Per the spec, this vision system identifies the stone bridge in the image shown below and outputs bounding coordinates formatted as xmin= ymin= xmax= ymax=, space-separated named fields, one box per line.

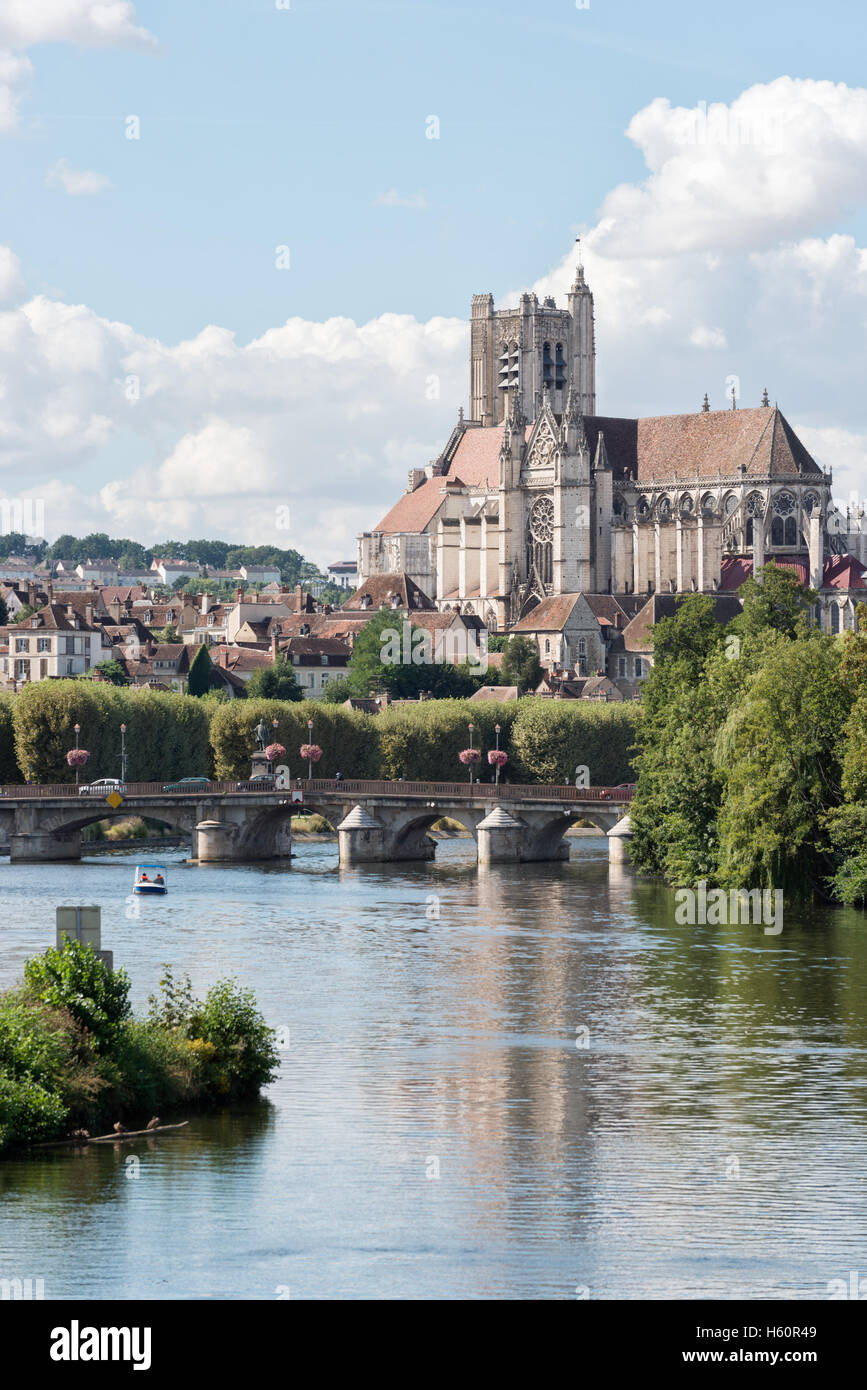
xmin=0 ymin=778 xmax=634 ymax=866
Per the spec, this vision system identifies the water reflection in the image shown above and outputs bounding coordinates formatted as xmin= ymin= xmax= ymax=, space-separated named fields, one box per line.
xmin=1 ymin=837 xmax=866 ymax=1299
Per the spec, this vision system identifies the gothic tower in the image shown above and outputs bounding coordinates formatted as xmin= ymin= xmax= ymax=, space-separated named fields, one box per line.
xmin=468 ymin=264 xmax=596 ymax=425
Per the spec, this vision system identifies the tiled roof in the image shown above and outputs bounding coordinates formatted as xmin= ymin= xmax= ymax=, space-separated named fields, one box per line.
xmin=8 ymin=603 xmax=98 ymax=633
xmin=468 ymin=684 xmax=519 ymax=701
xmin=510 ymin=594 xmax=585 ymax=632
xmin=719 ymin=554 xmax=867 ymax=592
xmin=621 ymin=593 xmax=743 ymax=650
xmin=342 ymin=574 xmax=436 ymax=611
xmin=610 ymin=408 xmax=822 ymax=483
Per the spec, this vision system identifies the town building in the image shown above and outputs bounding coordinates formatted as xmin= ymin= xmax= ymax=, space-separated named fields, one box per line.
xmin=358 ymin=256 xmax=866 ymax=641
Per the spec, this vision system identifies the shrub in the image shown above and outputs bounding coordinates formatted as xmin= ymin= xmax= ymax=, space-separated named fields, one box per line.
xmin=509 ymin=700 xmax=639 ymax=785
xmin=187 ymin=979 xmax=279 ymax=1098
xmin=0 ymin=693 xmax=21 ymax=783
xmin=208 ymin=699 xmax=380 ymax=780
xmin=23 ymin=940 xmax=131 ymax=1052
xmin=0 ymin=1074 xmax=68 ymax=1149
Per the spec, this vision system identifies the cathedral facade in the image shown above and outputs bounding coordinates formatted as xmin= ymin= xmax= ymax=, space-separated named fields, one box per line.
xmin=358 ymin=262 xmax=867 ymax=643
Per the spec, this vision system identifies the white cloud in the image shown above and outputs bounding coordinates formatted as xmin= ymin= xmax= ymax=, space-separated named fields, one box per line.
xmin=0 ymin=2 xmax=155 ymax=50
xmin=0 ymin=246 xmax=23 ymax=302
xmin=46 ymin=159 xmax=112 ymax=196
xmin=5 ymin=76 xmax=867 ymax=568
xmin=689 ymin=326 xmax=727 ymax=349
xmin=595 ymin=79 xmax=867 ymax=258
xmin=0 ymin=3 xmax=155 ymax=133
xmin=374 ymin=189 xmax=428 ymax=209
xmin=0 ymin=49 xmax=32 ymax=132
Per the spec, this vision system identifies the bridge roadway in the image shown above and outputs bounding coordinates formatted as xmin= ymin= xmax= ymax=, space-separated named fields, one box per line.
xmin=0 ymin=778 xmax=634 ymax=866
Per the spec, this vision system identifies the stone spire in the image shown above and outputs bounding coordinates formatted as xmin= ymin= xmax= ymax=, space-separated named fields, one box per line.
xmin=593 ymin=430 xmax=610 ymax=472
xmin=761 ymin=387 xmax=770 ymax=407
xmin=702 ymin=393 xmax=710 ymax=413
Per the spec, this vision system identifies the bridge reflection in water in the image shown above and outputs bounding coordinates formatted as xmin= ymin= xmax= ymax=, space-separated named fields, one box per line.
xmin=0 ymin=779 xmax=634 ymax=867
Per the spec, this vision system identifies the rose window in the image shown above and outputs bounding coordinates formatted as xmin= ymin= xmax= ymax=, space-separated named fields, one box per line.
xmin=529 ymin=496 xmax=555 ymax=542
xmin=773 ymin=491 xmax=795 ymax=516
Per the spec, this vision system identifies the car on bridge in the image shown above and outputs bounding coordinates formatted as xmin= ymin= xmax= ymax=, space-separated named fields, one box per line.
xmin=79 ymin=778 xmax=127 ymax=797
xmin=162 ymin=777 xmax=212 ymax=792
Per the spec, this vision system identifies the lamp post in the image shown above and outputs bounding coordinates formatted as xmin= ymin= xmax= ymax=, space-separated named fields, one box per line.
xmin=307 ymin=718 xmax=313 ymax=781
xmin=468 ymin=722 xmax=475 ymax=785
xmin=270 ymin=718 xmax=279 ymax=775
xmin=494 ymin=722 xmax=501 ymax=784
xmin=119 ymin=723 xmax=128 ymax=784
xmin=74 ymin=723 xmax=81 ymax=787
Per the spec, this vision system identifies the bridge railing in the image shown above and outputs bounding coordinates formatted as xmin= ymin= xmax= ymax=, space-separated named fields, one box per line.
xmin=0 ymin=778 xmax=634 ymax=803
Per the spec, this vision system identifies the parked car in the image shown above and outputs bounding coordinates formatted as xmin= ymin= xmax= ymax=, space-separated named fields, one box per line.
xmin=237 ymin=774 xmax=275 ymax=790
xmin=162 ymin=777 xmax=212 ymax=792
xmin=79 ymin=778 xmax=127 ymax=797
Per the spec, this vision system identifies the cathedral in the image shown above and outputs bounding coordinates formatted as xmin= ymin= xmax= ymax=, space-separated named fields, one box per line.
xmin=358 ymin=258 xmax=867 ymax=670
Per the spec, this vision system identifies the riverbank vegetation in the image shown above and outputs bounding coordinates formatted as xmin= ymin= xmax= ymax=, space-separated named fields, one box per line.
xmin=0 ymin=942 xmax=279 ymax=1155
xmin=629 ymin=565 xmax=867 ymax=905
xmin=0 ymin=683 xmax=638 ymax=788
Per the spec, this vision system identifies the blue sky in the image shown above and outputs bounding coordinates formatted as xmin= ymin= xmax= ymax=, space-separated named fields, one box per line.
xmin=1 ymin=1 xmax=867 ymax=564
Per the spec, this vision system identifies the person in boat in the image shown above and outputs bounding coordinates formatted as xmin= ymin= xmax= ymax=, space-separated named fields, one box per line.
xmin=154 ymin=873 xmax=164 ymax=884
xmin=140 ymin=872 xmax=149 ymax=882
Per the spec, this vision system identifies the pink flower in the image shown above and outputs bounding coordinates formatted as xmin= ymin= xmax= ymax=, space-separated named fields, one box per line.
xmin=66 ymin=749 xmax=90 ymax=767
xmin=487 ymin=750 xmax=508 ymax=768
xmin=265 ymin=743 xmax=286 ymax=761
xmin=300 ymin=743 xmax=323 ymax=762
xmin=458 ymin=748 xmax=481 ymax=765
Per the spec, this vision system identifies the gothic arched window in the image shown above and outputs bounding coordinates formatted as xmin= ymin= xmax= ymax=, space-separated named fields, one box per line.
xmin=771 ymin=517 xmax=784 ymax=546
xmin=554 ymin=342 xmax=566 ymax=390
xmin=526 ymin=496 xmax=554 ymax=597
xmin=784 ymin=516 xmax=797 ymax=546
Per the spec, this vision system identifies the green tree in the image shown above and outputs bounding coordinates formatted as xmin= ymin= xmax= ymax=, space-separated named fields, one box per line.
xmin=89 ymin=659 xmax=129 ymax=686
xmin=187 ymin=644 xmax=213 ymax=698
xmin=245 ymin=656 xmax=302 ymax=702
xmin=731 ymin=562 xmax=818 ymax=642
xmin=500 ymin=635 xmax=543 ymax=691
xmin=0 ymin=595 xmax=7 ymax=626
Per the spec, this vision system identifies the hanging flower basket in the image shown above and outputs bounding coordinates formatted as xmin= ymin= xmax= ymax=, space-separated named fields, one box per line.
xmin=458 ymin=748 xmax=481 ymax=766
xmin=66 ymin=749 xmax=90 ymax=768
xmin=300 ymin=744 xmax=322 ymax=763
xmin=265 ymin=743 xmax=286 ymax=762
xmin=487 ymin=750 xmax=508 ymax=769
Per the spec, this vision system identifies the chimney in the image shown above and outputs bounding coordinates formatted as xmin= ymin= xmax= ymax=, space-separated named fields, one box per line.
xmin=202 ymin=592 xmax=211 ymax=616
xmin=85 ymin=603 xmax=94 ymax=629
xmin=235 ymin=587 xmax=244 ymax=603
xmin=27 ymin=581 xmax=39 ymax=607
xmin=271 ymin=631 xmax=278 ymax=660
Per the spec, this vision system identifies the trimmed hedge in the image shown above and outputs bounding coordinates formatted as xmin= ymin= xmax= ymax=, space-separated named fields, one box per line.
xmin=0 ymin=693 xmax=20 ymax=782
xmin=510 ymin=700 xmax=639 ymax=785
xmin=208 ymin=699 xmax=381 ymax=781
xmin=10 ymin=681 xmax=212 ymax=784
xmin=1 ymin=684 xmax=638 ymax=787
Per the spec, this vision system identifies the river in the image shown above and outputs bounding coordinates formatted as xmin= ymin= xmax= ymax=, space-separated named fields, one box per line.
xmin=2 ymin=836 xmax=866 ymax=1300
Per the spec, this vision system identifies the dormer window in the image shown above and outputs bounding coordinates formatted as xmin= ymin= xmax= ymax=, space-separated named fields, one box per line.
xmin=30 ymin=618 xmax=38 ymax=629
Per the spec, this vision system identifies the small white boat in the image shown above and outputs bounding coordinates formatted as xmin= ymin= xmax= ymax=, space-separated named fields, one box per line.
xmin=133 ymin=863 xmax=168 ymax=895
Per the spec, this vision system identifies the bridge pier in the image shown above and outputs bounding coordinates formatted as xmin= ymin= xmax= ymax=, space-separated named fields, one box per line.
xmin=195 ymin=813 xmax=292 ymax=862
xmin=337 ymin=805 xmax=436 ymax=864
xmin=607 ymin=814 xmax=634 ymax=865
xmin=9 ymin=829 xmax=82 ymax=863
xmin=476 ymin=806 xmax=523 ymax=864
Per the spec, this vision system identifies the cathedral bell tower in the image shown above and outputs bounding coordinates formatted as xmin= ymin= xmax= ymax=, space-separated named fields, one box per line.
xmin=468 ymin=261 xmax=596 ymax=425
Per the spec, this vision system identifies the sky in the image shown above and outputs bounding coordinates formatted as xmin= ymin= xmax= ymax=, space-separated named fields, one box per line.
xmin=2 ymin=0 xmax=867 ymax=569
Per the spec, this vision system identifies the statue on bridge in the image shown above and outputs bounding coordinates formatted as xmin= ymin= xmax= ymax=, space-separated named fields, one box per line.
xmin=254 ymin=718 xmax=268 ymax=752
